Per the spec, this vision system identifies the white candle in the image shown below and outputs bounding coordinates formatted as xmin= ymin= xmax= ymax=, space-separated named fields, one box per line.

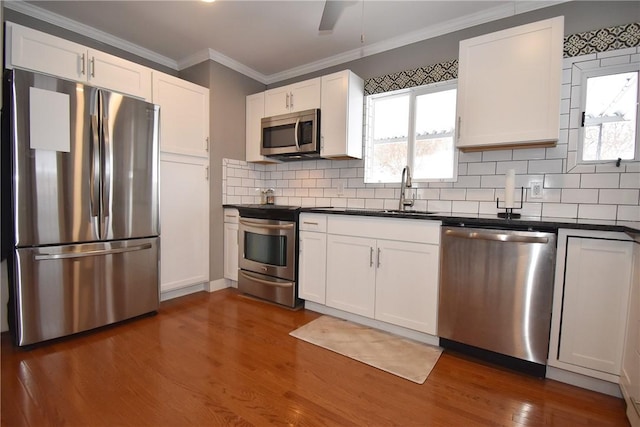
xmin=505 ymin=169 xmax=515 ymax=208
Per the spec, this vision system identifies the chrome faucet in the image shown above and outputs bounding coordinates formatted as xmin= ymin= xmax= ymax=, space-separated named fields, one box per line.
xmin=398 ymin=165 xmax=414 ymax=211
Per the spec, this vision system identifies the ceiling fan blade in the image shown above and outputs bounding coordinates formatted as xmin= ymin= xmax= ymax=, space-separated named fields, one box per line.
xmin=319 ymin=0 xmax=349 ymax=31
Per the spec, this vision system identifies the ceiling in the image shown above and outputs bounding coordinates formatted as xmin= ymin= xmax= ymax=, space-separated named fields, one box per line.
xmin=8 ymin=0 xmax=565 ymax=84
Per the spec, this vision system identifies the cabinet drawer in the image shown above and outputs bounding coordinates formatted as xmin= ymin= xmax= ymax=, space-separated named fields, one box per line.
xmin=224 ymin=208 xmax=239 ymax=224
xmin=299 ymin=214 xmax=327 ymax=232
xmin=328 ymin=215 xmax=440 ymax=245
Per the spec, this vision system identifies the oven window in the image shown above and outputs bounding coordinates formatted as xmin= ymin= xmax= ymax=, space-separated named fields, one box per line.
xmin=244 ymin=232 xmax=287 ymax=266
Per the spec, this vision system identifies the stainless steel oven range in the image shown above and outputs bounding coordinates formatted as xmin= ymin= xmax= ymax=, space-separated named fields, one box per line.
xmin=237 ymin=205 xmax=301 ymax=308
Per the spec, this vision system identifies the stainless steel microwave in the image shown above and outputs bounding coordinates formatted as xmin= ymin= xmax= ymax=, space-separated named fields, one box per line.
xmin=260 ymin=109 xmax=320 ymax=160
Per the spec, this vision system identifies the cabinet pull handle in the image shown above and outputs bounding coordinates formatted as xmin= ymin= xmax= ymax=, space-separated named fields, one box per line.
xmin=205 ymin=166 xmax=209 ymax=180
xmin=456 ymin=116 xmax=461 ymax=141
xmin=90 ymin=57 xmax=95 ymax=77
xmin=377 ymin=248 xmax=381 ymax=268
xmin=369 ymin=247 xmax=374 ymax=267
xmin=302 ymin=221 xmax=319 ymax=225
xmin=225 ymin=214 xmax=237 ymax=218
xmin=286 ymin=93 xmax=290 ymax=109
xmin=290 ymin=92 xmax=294 ymax=110
xmin=81 ymin=53 xmax=86 ymax=75
xmin=205 ymin=137 xmax=209 ymax=152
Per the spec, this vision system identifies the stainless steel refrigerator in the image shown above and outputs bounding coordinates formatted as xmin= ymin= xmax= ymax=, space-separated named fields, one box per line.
xmin=4 ymin=69 xmax=160 ymax=346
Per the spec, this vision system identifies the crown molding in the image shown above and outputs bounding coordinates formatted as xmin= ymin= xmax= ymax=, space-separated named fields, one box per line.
xmin=177 ymin=48 xmax=268 ymax=84
xmin=4 ymin=0 xmax=178 ymax=70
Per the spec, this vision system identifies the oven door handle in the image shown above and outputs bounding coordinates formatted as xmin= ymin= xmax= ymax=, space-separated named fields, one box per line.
xmin=239 ymin=271 xmax=294 ymax=288
xmin=239 ymin=219 xmax=295 ymax=230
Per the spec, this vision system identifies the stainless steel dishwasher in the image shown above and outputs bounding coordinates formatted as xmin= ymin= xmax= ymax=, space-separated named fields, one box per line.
xmin=438 ymin=226 xmax=557 ymax=376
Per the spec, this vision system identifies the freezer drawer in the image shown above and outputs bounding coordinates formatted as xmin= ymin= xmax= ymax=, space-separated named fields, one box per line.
xmin=12 ymin=237 xmax=159 ymax=346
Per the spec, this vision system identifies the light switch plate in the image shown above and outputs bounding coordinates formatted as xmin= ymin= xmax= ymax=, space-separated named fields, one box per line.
xmin=530 ymin=181 xmax=543 ymax=199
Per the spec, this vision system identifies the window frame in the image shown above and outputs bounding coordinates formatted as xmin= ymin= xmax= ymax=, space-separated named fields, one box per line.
xmin=577 ymin=62 xmax=640 ymax=164
xmin=364 ymin=80 xmax=458 ymax=184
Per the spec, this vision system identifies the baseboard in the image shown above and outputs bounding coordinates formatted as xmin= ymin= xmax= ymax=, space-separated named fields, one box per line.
xmin=208 ymin=278 xmax=231 ymax=292
xmin=160 ymin=283 xmax=208 ymax=302
xmin=546 ymin=366 xmax=622 ymax=397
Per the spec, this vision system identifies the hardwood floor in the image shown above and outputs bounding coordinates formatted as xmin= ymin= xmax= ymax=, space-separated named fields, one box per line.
xmin=1 ymin=288 xmax=630 ymax=426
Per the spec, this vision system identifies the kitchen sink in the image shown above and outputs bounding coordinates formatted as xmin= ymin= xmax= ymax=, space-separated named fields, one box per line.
xmin=344 ymin=208 xmax=437 ymax=216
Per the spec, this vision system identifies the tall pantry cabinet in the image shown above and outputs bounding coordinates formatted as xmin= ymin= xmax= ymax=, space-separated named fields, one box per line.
xmin=152 ymin=73 xmax=211 ymax=295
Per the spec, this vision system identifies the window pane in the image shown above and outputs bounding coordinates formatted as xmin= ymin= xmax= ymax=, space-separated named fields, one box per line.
xmin=369 ymin=94 xmax=409 ymax=182
xmin=583 ymin=71 xmax=638 ymax=161
xmin=414 ymin=89 xmax=457 ymax=179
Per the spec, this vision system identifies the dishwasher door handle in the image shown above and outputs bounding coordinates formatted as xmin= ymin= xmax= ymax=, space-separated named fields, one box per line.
xmin=444 ymin=229 xmax=549 ymax=244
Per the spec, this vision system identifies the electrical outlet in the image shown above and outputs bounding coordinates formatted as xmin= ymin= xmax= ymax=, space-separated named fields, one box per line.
xmin=530 ymin=181 xmax=543 ymax=199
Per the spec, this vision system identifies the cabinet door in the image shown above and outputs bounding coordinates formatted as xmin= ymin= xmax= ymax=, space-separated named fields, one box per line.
xmin=299 ymin=231 xmax=327 ymax=304
xmin=264 ymin=78 xmax=321 ymax=117
xmin=456 ymin=16 xmax=563 ymax=150
xmin=375 ymin=240 xmax=439 ymax=334
xmin=326 ymin=235 xmax=376 ymax=318
xmin=289 ymin=78 xmax=321 ymax=112
xmin=621 ymin=241 xmax=640 ymax=424
xmin=246 ymin=92 xmax=276 ymax=163
xmin=559 ymin=237 xmax=633 ymax=374
xmin=223 ymin=222 xmax=239 ymax=282
xmin=264 ymin=86 xmax=291 ymax=117
xmin=88 ymin=49 xmax=152 ymax=101
xmin=153 ymin=73 xmax=209 ymax=156
xmin=7 ymin=22 xmax=85 ymax=82
xmin=160 ymin=156 xmax=209 ymax=292
xmin=320 ymin=70 xmax=363 ymax=159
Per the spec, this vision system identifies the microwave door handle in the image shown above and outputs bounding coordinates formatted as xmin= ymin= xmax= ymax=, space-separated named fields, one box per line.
xmin=294 ymin=118 xmax=300 ymax=151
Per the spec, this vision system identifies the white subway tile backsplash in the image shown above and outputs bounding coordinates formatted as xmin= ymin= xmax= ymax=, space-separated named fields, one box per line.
xmin=620 ymin=173 xmax=640 ymax=188
xmin=513 ymin=148 xmax=546 ymax=160
xmin=528 ymin=160 xmax=563 ymax=174
xmin=454 ymin=175 xmax=481 ymax=188
xmin=617 ymin=205 xmax=640 ymax=222
xmin=545 ymin=173 xmax=581 ymax=188
xmin=452 ymin=201 xmax=479 ymax=214
xmin=458 ymin=151 xmax=482 ymax=163
xmin=428 ymin=200 xmax=452 ymax=213
xmin=482 ymin=150 xmax=512 ymax=161
xmin=496 ymin=161 xmax=528 ymax=175
xmin=542 ymin=203 xmax=578 ymax=218
xmin=440 ymin=188 xmax=467 ymax=200
xmin=578 ymin=204 xmax=617 ymax=220
xmin=467 ymin=162 xmax=496 ymax=175
xmin=580 ymin=173 xmax=619 ymax=188
xmin=561 ymin=189 xmax=599 ymax=204
xmin=466 ymin=189 xmax=495 ymax=201
xmin=599 ymin=189 xmax=639 ymax=205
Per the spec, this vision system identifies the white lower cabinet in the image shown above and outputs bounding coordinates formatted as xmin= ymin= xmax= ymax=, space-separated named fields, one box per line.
xmin=326 ymin=234 xmax=377 ymax=318
xmin=548 ymin=229 xmax=634 ymax=382
xmin=160 ymin=155 xmax=209 ymax=293
xmin=305 ymin=215 xmax=440 ymax=335
xmin=621 ymin=238 xmax=640 ymax=427
xmin=223 ymin=209 xmax=239 ymax=283
xmin=374 ymin=239 xmax=439 ymax=334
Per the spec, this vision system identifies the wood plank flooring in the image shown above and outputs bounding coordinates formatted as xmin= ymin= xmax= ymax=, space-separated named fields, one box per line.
xmin=1 ymin=288 xmax=630 ymax=426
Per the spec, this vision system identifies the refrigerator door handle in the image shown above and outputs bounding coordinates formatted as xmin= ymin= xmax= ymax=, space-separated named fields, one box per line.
xmin=100 ymin=93 xmax=112 ymax=239
xmin=90 ymin=114 xmax=100 ymax=218
xmin=34 ymin=243 xmax=153 ymax=261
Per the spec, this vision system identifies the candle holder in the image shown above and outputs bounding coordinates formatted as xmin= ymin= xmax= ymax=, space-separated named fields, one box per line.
xmin=496 ymin=187 xmax=524 ymax=219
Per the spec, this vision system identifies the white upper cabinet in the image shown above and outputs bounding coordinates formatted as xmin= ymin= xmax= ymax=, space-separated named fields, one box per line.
xmin=6 ymin=22 xmax=152 ymax=101
xmin=320 ymin=70 xmax=364 ymax=160
xmin=152 ymin=72 xmax=210 ymax=157
xmin=245 ymin=92 xmax=277 ymax=163
xmin=264 ymin=77 xmax=321 ymax=117
xmin=455 ymin=16 xmax=564 ymax=151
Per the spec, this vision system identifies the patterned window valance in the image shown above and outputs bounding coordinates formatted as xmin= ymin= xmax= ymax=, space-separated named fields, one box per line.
xmin=364 ymin=22 xmax=640 ymax=95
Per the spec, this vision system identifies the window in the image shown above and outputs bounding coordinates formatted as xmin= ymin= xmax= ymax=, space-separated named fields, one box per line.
xmin=364 ymin=82 xmax=457 ymax=183
xmin=579 ymin=64 xmax=639 ymax=163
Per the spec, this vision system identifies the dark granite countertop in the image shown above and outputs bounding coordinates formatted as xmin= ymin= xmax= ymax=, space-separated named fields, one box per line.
xmin=299 ymin=207 xmax=640 ymax=236
xmin=224 ymin=204 xmax=640 ymax=236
